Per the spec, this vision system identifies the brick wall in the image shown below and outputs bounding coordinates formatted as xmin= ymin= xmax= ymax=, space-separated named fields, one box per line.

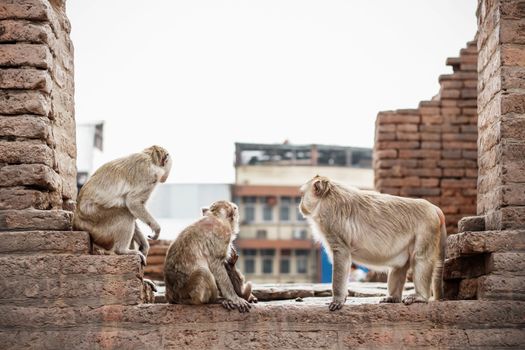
xmin=0 ymin=0 xmax=76 ymax=230
xmin=443 ymin=0 xmax=525 ymax=302
xmin=476 ymin=0 xmax=525 ymax=230
xmin=374 ymin=40 xmax=478 ymax=234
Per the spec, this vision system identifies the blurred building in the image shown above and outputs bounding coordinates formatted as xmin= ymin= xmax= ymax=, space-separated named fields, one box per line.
xmin=233 ymin=142 xmax=373 ymax=284
xmin=146 ymin=183 xmax=231 ymax=240
xmin=76 ymin=121 xmax=104 ymax=189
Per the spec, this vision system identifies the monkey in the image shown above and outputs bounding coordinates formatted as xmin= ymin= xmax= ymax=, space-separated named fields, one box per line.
xmin=299 ymin=175 xmax=446 ymax=311
xmin=73 ymin=145 xmax=172 ymax=266
xmin=164 ymin=200 xmax=252 ymax=312
xmin=225 ymin=247 xmax=258 ymax=303
xmin=198 ymin=207 xmax=257 ymax=303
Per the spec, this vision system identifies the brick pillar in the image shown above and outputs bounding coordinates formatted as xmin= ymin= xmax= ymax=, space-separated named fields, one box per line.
xmin=476 ymin=0 xmax=525 ymax=230
xmin=0 ymin=0 xmax=76 ymax=230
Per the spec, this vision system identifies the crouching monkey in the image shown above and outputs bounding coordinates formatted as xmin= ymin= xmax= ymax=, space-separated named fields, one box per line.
xmin=73 ymin=145 xmax=172 ymax=266
xmin=164 ymin=200 xmax=253 ymax=312
xmin=299 ymin=175 xmax=446 ymax=311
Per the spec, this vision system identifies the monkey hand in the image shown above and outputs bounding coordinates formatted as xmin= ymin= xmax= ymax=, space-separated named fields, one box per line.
xmin=328 ymin=297 xmax=346 ymax=311
xmin=248 ymin=294 xmax=258 ymax=303
xmin=222 ymin=297 xmax=252 ymax=313
xmin=148 ymin=222 xmax=161 ymax=240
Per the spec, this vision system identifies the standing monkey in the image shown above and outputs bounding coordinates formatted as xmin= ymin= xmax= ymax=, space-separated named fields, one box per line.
xmin=164 ymin=200 xmax=252 ymax=312
xmin=73 ymin=145 xmax=172 ymax=265
xmin=299 ymin=175 xmax=446 ymax=311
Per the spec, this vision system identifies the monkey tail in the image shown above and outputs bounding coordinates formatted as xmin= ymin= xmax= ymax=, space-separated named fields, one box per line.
xmin=432 ymin=221 xmax=447 ymax=301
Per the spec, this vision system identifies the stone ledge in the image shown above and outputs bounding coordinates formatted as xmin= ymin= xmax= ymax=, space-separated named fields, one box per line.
xmin=0 ymin=208 xmax=71 ymax=231
xmin=447 ymin=229 xmax=525 ymax=258
xmin=0 ymin=300 xmax=523 ymax=349
xmin=0 ymin=230 xmax=90 ymax=255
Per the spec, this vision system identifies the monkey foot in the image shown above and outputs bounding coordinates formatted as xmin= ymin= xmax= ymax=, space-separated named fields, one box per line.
xmin=328 ymin=299 xmax=345 ymax=311
xmin=379 ymin=296 xmax=401 ymax=303
xmin=222 ymin=299 xmax=251 ymax=313
xmin=402 ymin=294 xmax=428 ymax=305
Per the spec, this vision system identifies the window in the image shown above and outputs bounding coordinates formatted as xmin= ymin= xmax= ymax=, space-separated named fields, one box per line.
xmin=243 ymin=249 xmax=256 ymax=274
xmin=280 ymin=249 xmax=291 ymax=274
xmin=295 ymin=197 xmax=305 ymax=221
xmin=243 ymin=196 xmax=257 ymax=223
xmin=261 ymin=249 xmax=275 ymax=274
xmin=293 ymin=229 xmax=308 ymax=240
xmin=262 ymin=197 xmax=273 ymax=222
xmin=296 ymin=249 xmax=309 ymax=274
xmin=279 ymin=196 xmax=291 ymax=221
xmin=256 ymin=230 xmax=267 ymax=239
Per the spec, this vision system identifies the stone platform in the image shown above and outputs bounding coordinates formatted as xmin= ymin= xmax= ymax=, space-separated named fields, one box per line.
xmin=1 ymin=299 xmax=524 ymax=349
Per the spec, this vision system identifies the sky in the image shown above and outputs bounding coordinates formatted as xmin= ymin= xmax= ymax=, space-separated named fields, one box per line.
xmin=67 ymin=0 xmax=477 ymax=184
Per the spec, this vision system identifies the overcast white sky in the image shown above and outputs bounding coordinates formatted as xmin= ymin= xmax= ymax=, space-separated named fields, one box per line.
xmin=67 ymin=0 xmax=477 ymax=184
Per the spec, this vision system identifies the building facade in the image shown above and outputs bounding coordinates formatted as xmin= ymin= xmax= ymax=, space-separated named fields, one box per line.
xmin=233 ymin=142 xmax=373 ymax=283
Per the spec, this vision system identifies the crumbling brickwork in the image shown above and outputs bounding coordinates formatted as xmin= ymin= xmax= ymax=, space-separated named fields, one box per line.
xmin=0 ymin=0 xmax=76 ymax=230
xmin=444 ymin=0 xmax=525 ymax=301
xmin=374 ymin=41 xmax=478 ymax=234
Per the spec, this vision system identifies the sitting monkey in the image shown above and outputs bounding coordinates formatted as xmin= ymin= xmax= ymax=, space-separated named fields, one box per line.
xmin=164 ymin=200 xmax=253 ymax=312
xmin=299 ymin=175 xmax=446 ymax=311
xmin=74 ymin=145 xmax=171 ymax=265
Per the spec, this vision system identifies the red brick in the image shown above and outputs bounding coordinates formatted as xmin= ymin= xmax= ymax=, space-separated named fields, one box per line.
xmin=421 ymin=115 xmax=443 ymax=124
xmin=0 ymin=44 xmax=51 ymax=68
xmin=377 ymin=113 xmax=420 ymax=124
xmin=399 ymin=149 xmax=441 ymax=159
xmin=396 ymin=124 xmax=418 ymax=132
xmin=396 ymin=132 xmax=420 ymax=141
xmin=377 ymin=141 xmax=420 ymax=149
xmin=376 ymin=132 xmax=396 ymax=141
xmin=374 ymin=149 xmax=397 ymax=159
xmin=421 ymin=141 xmax=441 ymax=149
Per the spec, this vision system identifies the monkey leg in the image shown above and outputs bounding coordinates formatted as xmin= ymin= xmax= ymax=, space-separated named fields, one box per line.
xmin=403 ymin=258 xmax=432 ymax=305
xmin=329 ymin=249 xmax=352 ymax=311
xmin=380 ymin=261 xmax=410 ymax=303
xmin=185 ymin=268 xmax=219 ymax=305
xmin=132 ymin=222 xmax=150 ymax=258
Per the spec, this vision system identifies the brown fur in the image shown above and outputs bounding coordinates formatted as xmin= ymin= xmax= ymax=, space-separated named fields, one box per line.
xmin=299 ymin=175 xmax=446 ymax=310
xmin=164 ymin=201 xmax=252 ymax=312
xmin=225 ymin=248 xmax=258 ymax=303
xmin=73 ymin=145 xmax=172 ymax=265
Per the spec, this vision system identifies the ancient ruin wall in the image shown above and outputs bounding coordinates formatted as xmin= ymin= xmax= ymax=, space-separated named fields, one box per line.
xmin=0 ymin=0 xmax=76 ymax=230
xmin=476 ymin=0 xmax=525 ymax=230
xmin=374 ymin=41 xmax=478 ymax=234
xmin=443 ymin=0 xmax=525 ymax=302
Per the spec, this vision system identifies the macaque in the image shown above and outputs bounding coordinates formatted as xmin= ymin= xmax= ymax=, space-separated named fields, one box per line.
xmin=73 ymin=145 xmax=172 ymax=265
xmin=164 ymin=201 xmax=252 ymax=312
xmin=299 ymin=175 xmax=446 ymax=311
xmin=225 ymin=247 xmax=258 ymax=303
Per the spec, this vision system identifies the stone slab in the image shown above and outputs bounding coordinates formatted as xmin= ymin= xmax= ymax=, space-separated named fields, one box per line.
xmin=0 ymin=230 xmax=90 ymax=255
xmin=0 ymin=301 xmax=523 ymax=349
xmin=0 ymin=209 xmax=72 ymax=231
xmin=447 ymin=230 xmax=525 ymax=258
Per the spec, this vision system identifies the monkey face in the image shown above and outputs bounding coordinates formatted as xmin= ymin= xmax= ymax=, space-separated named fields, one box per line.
xmin=159 ymin=153 xmax=172 ymax=183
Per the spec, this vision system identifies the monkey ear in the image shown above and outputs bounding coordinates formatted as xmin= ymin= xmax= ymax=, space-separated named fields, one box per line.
xmin=201 ymin=207 xmax=210 ymax=216
xmin=313 ymin=179 xmax=330 ymax=197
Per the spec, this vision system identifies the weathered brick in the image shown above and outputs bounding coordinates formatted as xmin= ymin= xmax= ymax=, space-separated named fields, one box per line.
xmin=0 ymin=90 xmax=50 ymax=115
xmin=377 ymin=113 xmax=420 ymax=124
xmin=0 ymin=187 xmax=61 ymax=210
xmin=0 ymin=115 xmax=50 ymax=140
xmin=0 ymin=209 xmax=72 ymax=231
xmin=0 ymin=141 xmax=54 ymax=166
xmin=0 ymin=230 xmax=90 ymax=255
xmin=458 ymin=215 xmax=486 ymax=232
xmin=0 ymin=164 xmax=61 ymax=190
xmin=447 ymin=230 xmax=525 ymax=259
xmin=0 ymin=43 xmax=51 ymax=68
